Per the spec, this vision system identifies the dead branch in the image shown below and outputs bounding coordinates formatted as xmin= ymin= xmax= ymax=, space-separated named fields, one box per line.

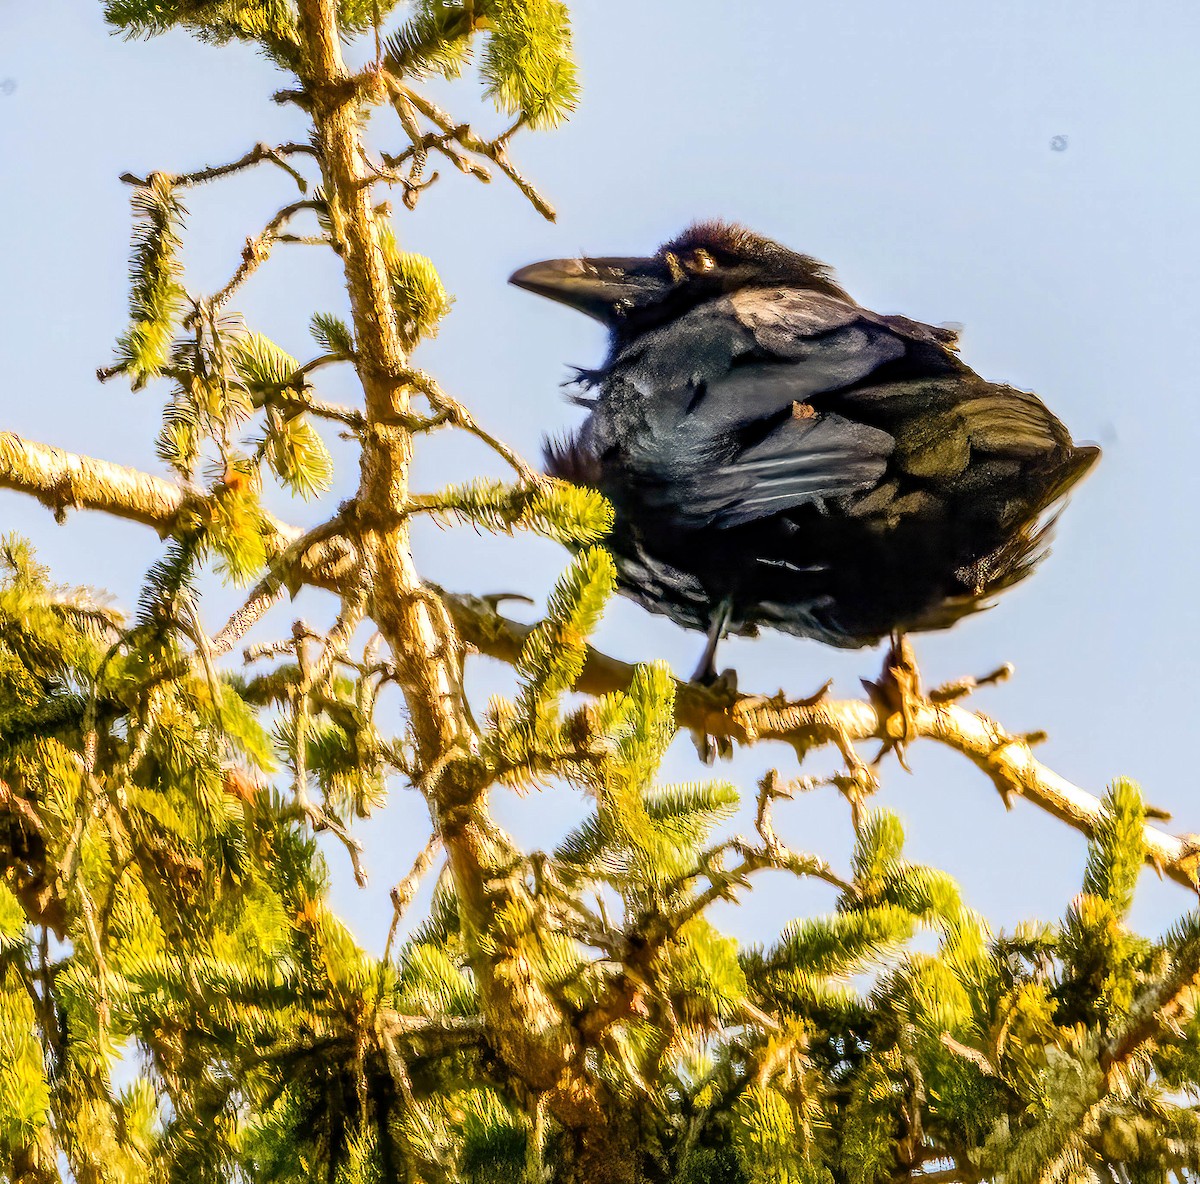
xmin=390 ymin=83 xmax=556 ymax=221
xmin=203 ymin=198 xmax=326 ymax=314
xmin=120 ymin=141 xmax=317 ymax=190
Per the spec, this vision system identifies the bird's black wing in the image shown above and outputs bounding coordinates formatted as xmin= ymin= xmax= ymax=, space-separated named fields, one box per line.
xmin=590 ymin=287 xmax=965 ymax=529
xmin=708 ymin=287 xmax=1089 ymax=534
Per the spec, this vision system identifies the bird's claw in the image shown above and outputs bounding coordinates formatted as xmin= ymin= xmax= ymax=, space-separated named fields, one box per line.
xmin=687 ymin=668 xmax=740 ymax=764
xmin=478 ymin=591 xmax=536 ymax=613
xmin=690 ymin=728 xmax=733 ymax=766
xmin=862 ymin=634 xmax=922 ymax=770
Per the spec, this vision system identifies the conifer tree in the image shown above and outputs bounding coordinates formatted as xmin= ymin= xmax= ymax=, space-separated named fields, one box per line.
xmin=2 ymin=4 xmax=1199 ymax=1182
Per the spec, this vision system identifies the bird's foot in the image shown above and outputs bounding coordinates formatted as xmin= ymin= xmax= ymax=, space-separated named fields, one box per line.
xmin=692 ymin=665 xmax=738 ymax=696
xmin=861 ymin=633 xmax=922 ymax=770
xmin=690 ymin=729 xmax=730 ymax=766
xmin=687 ymin=667 xmax=740 ymax=765
xmin=690 ymin=675 xmax=834 ymax=766
xmin=689 ymin=598 xmax=735 ymax=689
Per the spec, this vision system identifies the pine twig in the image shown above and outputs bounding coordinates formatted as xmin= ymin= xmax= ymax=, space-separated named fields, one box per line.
xmin=357 ymin=142 xmax=442 ymax=208
xmin=1101 ymin=926 xmax=1200 ymax=1081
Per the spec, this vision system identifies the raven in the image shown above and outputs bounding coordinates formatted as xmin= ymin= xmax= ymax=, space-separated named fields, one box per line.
xmin=511 ymin=222 xmax=1098 ymax=683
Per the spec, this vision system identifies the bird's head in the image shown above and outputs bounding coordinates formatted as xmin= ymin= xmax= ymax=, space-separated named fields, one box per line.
xmin=509 ymin=221 xmax=851 ymax=330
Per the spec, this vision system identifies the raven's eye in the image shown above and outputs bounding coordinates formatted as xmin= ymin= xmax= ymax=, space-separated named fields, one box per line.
xmin=689 ymin=249 xmax=716 ymax=272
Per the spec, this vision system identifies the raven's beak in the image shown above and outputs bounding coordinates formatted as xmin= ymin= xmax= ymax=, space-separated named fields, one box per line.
xmin=509 ymin=256 xmax=666 ymax=322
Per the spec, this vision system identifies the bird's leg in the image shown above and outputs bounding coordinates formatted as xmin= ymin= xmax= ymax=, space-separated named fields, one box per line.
xmin=861 ymin=632 xmax=922 ymax=770
xmin=689 ymin=597 xmax=736 ymax=691
xmin=687 ymin=599 xmax=739 ymax=765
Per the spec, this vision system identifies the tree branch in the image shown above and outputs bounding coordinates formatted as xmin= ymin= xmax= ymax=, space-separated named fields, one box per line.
xmin=293 ymin=0 xmax=616 ymax=1148
xmin=0 ymin=431 xmax=353 ymax=590
xmin=5 ymin=431 xmax=1197 ymax=892
xmin=439 ymin=588 xmax=1200 ymax=892
xmin=403 ymin=367 xmax=543 ymax=483
xmin=1 ymin=431 xmax=196 ymax=531
xmin=384 ymin=833 xmax=442 ymax=961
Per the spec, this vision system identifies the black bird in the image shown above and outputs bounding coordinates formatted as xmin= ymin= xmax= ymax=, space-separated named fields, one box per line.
xmin=511 ymin=222 xmax=1098 ymax=684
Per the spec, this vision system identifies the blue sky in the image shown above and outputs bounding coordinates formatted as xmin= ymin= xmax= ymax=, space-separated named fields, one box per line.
xmin=2 ymin=1 xmax=1199 ymax=950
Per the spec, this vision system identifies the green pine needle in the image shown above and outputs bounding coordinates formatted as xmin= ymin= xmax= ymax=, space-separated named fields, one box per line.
xmin=383 ymin=1 xmax=476 ymax=78
xmin=230 ymin=331 xmax=300 ymax=391
xmin=1083 ymin=778 xmax=1147 ymax=918
xmin=112 ymin=175 xmax=187 ymax=390
xmin=338 ymin=0 xmax=406 ymax=34
xmin=309 ymin=312 xmax=355 ymax=357
xmin=775 ymin=906 xmax=914 ymax=979
xmin=428 ymin=477 xmax=612 ymax=545
xmin=378 ymin=228 xmax=454 ymax=346
xmin=481 ymin=0 xmax=580 ymax=128
xmin=208 ymin=485 xmax=270 ymax=585
xmin=265 ymin=412 xmax=335 ymax=499
xmin=513 ymin=546 xmax=614 ymax=718
xmin=104 ymin=0 xmax=302 ymax=65
xmin=850 ymin=809 xmax=906 ymax=886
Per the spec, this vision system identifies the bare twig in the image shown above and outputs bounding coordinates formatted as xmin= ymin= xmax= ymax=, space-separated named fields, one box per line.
xmin=357 ymin=142 xmax=442 ymax=207
xmin=120 ymin=141 xmax=318 ymax=191
xmin=384 ymin=834 xmax=443 ymax=961
xmin=390 ymin=83 xmax=555 ymax=221
xmin=303 ymin=578 xmax=372 ymax=695
xmin=383 ymin=85 xmax=491 ymax=196
xmin=402 ymin=369 xmax=543 ymax=483
xmin=663 ymin=774 xmax=851 ymax=934
xmin=266 ymin=389 xmax=365 ymax=428
xmin=290 ymin=618 xmax=369 ymax=886
xmin=196 ymin=198 xmax=325 ymax=317
xmin=210 ymin=515 xmax=353 ymax=658
xmin=382 ymin=129 xmax=456 ymax=169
